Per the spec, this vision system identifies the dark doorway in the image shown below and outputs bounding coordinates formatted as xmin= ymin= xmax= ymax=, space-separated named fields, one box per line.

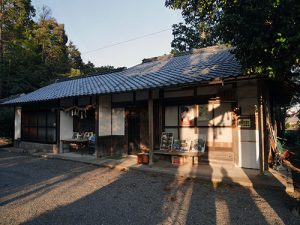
xmin=128 ymin=115 xmax=140 ymax=155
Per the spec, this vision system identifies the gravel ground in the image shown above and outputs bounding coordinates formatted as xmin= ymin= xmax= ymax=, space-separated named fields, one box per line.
xmin=0 ymin=150 xmax=299 ymax=225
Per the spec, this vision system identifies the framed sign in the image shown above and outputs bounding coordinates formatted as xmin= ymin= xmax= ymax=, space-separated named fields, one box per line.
xmin=197 ymin=104 xmax=210 ymax=121
xmin=173 ymin=139 xmax=191 ymax=152
xmin=238 ymin=119 xmax=251 ymax=128
xmin=191 ymin=135 xmax=206 ymax=152
xmin=160 ymin=132 xmax=174 ymax=151
xmin=180 ymin=105 xmax=194 ymax=126
xmin=112 ymin=108 xmax=125 ymax=135
xmin=197 ymin=103 xmax=213 ymax=126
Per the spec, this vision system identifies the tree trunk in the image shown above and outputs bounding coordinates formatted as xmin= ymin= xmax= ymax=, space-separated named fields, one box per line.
xmin=0 ymin=0 xmax=4 ymax=64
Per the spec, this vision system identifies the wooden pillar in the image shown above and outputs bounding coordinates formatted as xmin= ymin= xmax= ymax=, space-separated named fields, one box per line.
xmin=148 ymin=90 xmax=154 ymax=165
xmin=95 ymin=96 xmax=100 ymax=158
xmin=158 ymin=89 xmax=163 ymax=141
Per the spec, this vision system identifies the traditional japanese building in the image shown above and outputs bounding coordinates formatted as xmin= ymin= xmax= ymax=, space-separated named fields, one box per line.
xmin=2 ymin=45 xmax=293 ymax=171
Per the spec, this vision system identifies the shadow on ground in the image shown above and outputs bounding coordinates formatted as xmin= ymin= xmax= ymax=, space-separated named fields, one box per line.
xmin=1 ymin=150 xmax=299 ymax=225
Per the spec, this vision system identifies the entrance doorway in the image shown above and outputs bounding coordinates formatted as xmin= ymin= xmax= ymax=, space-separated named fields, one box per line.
xmin=128 ymin=115 xmax=140 ymax=155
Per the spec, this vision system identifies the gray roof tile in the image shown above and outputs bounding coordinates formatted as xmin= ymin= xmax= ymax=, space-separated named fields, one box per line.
xmin=3 ymin=46 xmax=241 ymax=104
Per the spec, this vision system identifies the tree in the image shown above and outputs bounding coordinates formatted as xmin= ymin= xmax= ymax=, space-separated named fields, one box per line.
xmin=166 ymin=0 xmax=223 ymax=52
xmin=35 ymin=6 xmax=70 ymax=82
xmin=165 ymin=0 xmax=300 ymax=80
xmin=68 ymin=41 xmax=83 ymax=70
xmin=80 ymin=61 xmax=125 ymax=76
xmin=0 ymin=2 xmax=73 ymax=98
xmin=0 ymin=1 xmax=126 ymax=99
xmin=0 ymin=0 xmax=36 ymax=98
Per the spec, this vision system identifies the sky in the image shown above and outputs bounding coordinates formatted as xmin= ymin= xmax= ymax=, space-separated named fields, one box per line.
xmin=31 ymin=0 xmax=183 ymax=68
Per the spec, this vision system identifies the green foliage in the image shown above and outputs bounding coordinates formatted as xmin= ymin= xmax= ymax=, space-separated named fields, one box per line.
xmin=0 ymin=1 xmax=124 ymax=137
xmin=68 ymin=41 xmax=83 ymax=70
xmin=0 ymin=1 xmax=124 ymax=100
xmin=166 ymin=0 xmax=300 ymax=80
xmin=0 ymin=1 xmax=68 ymax=97
xmin=166 ymin=0 xmax=223 ymax=52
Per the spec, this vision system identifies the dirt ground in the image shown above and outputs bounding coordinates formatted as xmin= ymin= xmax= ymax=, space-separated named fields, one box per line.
xmin=0 ymin=150 xmax=299 ymax=225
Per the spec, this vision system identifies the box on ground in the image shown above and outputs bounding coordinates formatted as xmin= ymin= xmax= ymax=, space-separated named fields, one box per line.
xmin=171 ymin=155 xmax=185 ymax=165
xmin=137 ymin=153 xmax=149 ymax=164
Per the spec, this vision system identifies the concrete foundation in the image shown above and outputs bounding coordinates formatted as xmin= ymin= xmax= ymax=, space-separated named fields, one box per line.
xmin=17 ymin=141 xmax=58 ymax=154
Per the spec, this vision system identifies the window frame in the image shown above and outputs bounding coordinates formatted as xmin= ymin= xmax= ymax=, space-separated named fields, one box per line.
xmin=163 ymin=101 xmax=233 ymax=141
xmin=21 ymin=110 xmax=57 ymax=144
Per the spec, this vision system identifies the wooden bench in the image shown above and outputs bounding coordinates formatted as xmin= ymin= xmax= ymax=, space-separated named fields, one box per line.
xmin=61 ymin=139 xmax=89 ymax=154
xmin=154 ymin=150 xmax=205 ymax=165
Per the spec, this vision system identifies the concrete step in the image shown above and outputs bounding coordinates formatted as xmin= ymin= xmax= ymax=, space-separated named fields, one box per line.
xmin=199 ymin=159 xmax=234 ymax=166
xmin=201 ymin=151 xmax=234 ymax=162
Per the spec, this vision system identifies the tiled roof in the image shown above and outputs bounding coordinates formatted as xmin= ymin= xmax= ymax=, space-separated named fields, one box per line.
xmin=3 ymin=46 xmax=241 ymax=105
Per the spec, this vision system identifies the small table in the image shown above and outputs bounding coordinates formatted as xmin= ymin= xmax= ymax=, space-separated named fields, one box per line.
xmin=61 ymin=138 xmax=89 ymax=153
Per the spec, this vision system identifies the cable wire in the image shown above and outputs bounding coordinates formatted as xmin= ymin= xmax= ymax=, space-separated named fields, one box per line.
xmin=82 ymin=28 xmax=172 ymax=55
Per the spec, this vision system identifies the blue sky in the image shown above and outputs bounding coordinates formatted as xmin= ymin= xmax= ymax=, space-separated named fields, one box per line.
xmin=31 ymin=0 xmax=183 ymax=67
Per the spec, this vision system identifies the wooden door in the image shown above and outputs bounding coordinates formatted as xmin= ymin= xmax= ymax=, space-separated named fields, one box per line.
xmin=128 ymin=115 xmax=140 ymax=155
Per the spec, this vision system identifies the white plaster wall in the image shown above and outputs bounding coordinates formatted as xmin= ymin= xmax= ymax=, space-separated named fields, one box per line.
xmin=99 ymin=95 xmax=112 ymax=136
xmin=14 ymin=107 xmax=21 ymax=140
xmin=59 ymin=111 xmax=73 ymax=152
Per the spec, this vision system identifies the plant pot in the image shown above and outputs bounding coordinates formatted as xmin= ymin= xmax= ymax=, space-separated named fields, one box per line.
xmin=137 ymin=153 xmax=143 ymax=164
xmin=142 ymin=153 xmax=149 ymax=164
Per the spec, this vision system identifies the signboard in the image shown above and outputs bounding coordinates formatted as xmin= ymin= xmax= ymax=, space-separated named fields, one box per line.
xmin=239 ymin=119 xmax=251 ymax=128
xmin=98 ymin=95 xmax=111 ymax=136
xmin=179 ymin=105 xmax=194 ymax=126
xmin=160 ymin=132 xmax=173 ymax=151
xmin=173 ymin=139 xmax=191 ymax=152
xmin=112 ymin=108 xmax=125 ymax=135
xmin=191 ymin=135 xmax=206 ymax=152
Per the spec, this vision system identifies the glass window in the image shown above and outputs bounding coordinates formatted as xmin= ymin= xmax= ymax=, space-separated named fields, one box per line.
xmin=29 ymin=113 xmax=37 ymax=126
xmin=22 ymin=114 xmax=29 ymax=126
xmin=213 ymin=102 xmax=232 ymax=126
xmin=47 ymin=128 xmax=56 ymax=142
xmin=28 ymin=127 xmax=38 ymax=140
xmin=38 ymin=114 xmax=46 ymax=126
xmin=179 ymin=127 xmax=196 ymax=140
xmin=38 ymin=128 xmax=46 ymax=141
xmin=165 ymin=106 xmax=178 ymax=126
xmin=163 ymin=101 xmax=233 ymax=150
xmin=47 ymin=112 xmax=56 ymax=127
xmin=164 ymin=128 xmax=178 ymax=140
xmin=21 ymin=110 xmax=57 ymax=143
